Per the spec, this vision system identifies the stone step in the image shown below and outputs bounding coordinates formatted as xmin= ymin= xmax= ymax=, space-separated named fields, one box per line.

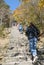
xmin=3 ymin=51 xmax=31 ymax=57
xmin=2 ymin=60 xmax=32 ymax=65
xmin=2 ymin=55 xmax=28 ymax=62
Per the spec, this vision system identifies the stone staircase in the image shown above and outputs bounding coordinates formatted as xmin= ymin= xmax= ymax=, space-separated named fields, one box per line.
xmin=0 ymin=26 xmax=44 ymax=65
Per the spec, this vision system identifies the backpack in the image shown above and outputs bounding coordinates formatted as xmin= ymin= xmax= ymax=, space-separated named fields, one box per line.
xmin=25 ymin=25 xmax=40 ymax=38
xmin=32 ymin=25 xmax=40 ymax=37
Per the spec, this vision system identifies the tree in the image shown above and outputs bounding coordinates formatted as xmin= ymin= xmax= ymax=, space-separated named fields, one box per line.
xmin=13 ymin=0 xmax=44 ymax=31
xmin=38 ymin=0 xmax=44 ymax=9
xmin=0 ymin=0 xmax=10 ymax=27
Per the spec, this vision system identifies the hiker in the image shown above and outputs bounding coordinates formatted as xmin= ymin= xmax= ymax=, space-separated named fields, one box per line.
xmin=18 ymin=23 xmax=23 ymax=34
xmin=25 ymin=22 xmax=40 ymax=63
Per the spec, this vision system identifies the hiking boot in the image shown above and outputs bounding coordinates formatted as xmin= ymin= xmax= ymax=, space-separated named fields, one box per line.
xmin=32 ymin=56 xmax=38 ymax=63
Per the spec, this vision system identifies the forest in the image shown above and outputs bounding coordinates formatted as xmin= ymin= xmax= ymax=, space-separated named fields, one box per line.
xmin=13 ymin=0 xmax=44 ymax=32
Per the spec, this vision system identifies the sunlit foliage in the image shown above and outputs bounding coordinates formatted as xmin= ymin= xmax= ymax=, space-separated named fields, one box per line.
xmin=13 ymin=0 xmax=44 ymax=31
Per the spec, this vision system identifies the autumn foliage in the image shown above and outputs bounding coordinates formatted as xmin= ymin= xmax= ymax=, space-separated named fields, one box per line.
xmin=13 ymin=0 xmax=44 ymax=31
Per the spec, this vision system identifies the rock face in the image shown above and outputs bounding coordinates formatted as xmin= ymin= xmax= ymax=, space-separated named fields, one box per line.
xmin=0 ymin=26 xmax=44 ymax=65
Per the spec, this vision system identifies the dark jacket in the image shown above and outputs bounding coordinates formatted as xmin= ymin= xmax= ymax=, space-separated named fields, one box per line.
xmin=25 ymin=25 xmax=40 ymax=39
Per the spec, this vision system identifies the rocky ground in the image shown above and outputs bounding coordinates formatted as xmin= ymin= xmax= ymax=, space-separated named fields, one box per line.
xmin=0 ymin=26 xmax=44 ymax=65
